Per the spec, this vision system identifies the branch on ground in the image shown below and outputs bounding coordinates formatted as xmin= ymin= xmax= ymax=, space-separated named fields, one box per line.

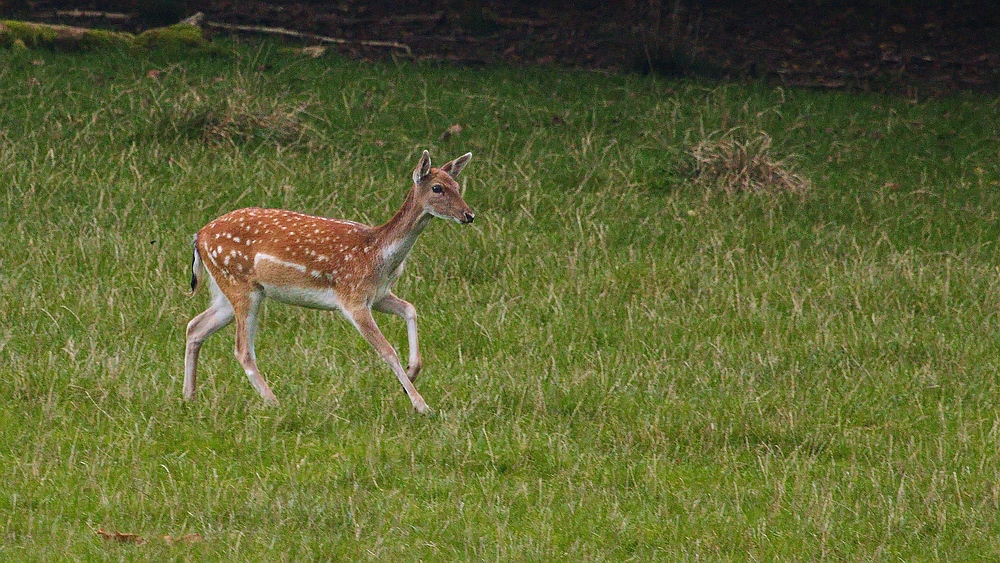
xmin=203 ymin=20 xmax=412 ymax=56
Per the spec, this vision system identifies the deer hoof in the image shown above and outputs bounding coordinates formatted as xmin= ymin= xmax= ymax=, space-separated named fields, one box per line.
xmin=414 ymin=401 xmax=433 ymax=415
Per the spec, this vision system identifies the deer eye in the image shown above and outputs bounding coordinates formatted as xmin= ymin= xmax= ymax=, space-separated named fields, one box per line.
xmin=432 ymin=184 xmax=443 ymax=193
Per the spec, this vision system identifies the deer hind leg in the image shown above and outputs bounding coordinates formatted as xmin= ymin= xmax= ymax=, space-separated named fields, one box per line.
xmin=346 ymin=306 xmax=431 ymax=415
xmin=374 ymin=292 xmax=422 ymax=382
xmin=231 ymin=288 xmax=278 ymax=405
xmin=184 ymin=273 xmax=235 ymax=401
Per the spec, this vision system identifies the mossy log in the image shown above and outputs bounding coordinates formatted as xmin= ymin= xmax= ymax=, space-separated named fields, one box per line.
xmin=0 ymin=20 xmax=204 ymax=51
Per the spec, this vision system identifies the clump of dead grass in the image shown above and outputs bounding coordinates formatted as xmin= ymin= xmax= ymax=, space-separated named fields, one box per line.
xmin=689 ymin=128 xmax=811 ymax=194
xmin=163 ymin=86 xmax=312 ymax=146
xmin=139 ymin=66 xmax=316 ymax=147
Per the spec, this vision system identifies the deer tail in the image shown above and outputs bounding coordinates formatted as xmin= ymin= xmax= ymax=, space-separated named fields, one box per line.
xmin=188 ymin=235 xmax=204 ymax=296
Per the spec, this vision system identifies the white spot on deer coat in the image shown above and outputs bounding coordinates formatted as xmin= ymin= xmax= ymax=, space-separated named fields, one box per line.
xmin=255 ymin=253 xmax=307 ymax=273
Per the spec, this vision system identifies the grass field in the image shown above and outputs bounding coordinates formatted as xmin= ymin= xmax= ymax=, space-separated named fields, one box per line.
xmin=1 ymin=41 xmax=1000 ymax=560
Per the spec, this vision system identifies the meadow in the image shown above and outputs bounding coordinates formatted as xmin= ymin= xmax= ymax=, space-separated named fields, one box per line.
xmin=1 ymin=41 xmax=999 ymax=560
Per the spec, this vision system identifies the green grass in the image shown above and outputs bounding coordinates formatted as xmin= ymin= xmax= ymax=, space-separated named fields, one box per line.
xmin=1 ymin=41 xmax=1000 ymax=560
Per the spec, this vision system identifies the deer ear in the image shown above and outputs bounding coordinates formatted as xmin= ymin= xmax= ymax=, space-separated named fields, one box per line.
xmin=440 ymin=152 xmax=472 ymax=178
xmin=413 ymin=150 xmax=432 ymax=184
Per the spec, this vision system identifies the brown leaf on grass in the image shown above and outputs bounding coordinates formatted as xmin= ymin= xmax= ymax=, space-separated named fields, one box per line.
xmin=96 ymin=528 xmax=145 ymax=544
xmin=147 ymin=69 xmax=162 ymax=79
xmin=299 ymin=46 xmax=327 ymax=58
xmin=163 ymin=533 xmax=204 ymax=544
xmin=439 ymin=123 xmax=462 ymax=141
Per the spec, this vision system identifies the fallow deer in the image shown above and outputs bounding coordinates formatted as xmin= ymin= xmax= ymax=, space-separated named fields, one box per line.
xmin=184 ymin=150 xmax=475 ymax=414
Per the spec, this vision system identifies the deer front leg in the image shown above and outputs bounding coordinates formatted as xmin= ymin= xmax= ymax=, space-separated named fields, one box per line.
xmin=374 ymin=292 xmax=421 ymax=382
xmin=232 ymin=290 xmax=279 ymax=405
xmin=347 ymin=306 xmax=431 ymax=415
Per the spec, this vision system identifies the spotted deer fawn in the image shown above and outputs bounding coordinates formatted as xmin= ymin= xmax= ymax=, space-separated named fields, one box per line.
xmin=184 ymin=150 xmax=475 ymax=414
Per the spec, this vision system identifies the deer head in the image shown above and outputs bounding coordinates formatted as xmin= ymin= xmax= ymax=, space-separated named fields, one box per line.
xmin=411 ymin=150 xmax=475 ymax=224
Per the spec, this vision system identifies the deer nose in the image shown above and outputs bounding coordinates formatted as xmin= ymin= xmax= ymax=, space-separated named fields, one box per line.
xmin=463 ymin=212 xmax=475 ymax=224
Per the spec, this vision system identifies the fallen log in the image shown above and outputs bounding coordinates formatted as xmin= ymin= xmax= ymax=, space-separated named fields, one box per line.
xmin=1 ymin=13 xmax=410 ymax=57
xmin=0 ymin=19 xmax=203 ymax=50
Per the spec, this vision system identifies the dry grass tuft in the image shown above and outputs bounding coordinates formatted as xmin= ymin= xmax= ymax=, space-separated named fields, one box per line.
xmin=689 ymin=129 xmax=811 ymax=194
xmin=167 ymin=88 xmax=311 ymax=146
xmin=142 ymin=66 xmax=315 ymax=147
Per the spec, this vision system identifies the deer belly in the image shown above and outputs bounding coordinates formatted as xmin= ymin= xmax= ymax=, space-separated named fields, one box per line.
xmin=260 ymin=283 xmax=345 ymax=311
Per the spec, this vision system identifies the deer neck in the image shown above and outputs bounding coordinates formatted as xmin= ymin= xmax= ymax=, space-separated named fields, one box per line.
xmin=374 ymin=189 xmax=432 ymax=273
